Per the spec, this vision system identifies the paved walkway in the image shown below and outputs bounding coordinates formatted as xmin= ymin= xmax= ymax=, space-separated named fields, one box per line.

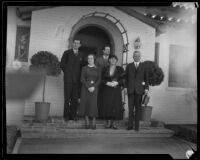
xmin=17 ymin=136 xmax=196 ymax=159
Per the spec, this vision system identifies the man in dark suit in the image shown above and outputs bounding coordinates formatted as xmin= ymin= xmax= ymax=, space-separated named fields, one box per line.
xmin=60 ymin=39 xmax=85 ymax=121
xmin=125 ymin=51 xmax=149 ymax=131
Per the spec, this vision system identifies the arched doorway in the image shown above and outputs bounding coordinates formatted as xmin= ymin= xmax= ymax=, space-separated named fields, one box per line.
xmin=68 ymin=13 xmax=129 ymax=119
xmin=68 ymin=16 xmax=124 ymax=65
xmin=73 ymin=26 xmax=112 ymax=61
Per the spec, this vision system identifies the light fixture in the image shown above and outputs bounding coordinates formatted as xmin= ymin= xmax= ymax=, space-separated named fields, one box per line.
xmin=172 ymin=2 xmax=178 ymax=7
xmin=191 ymin=20 xmax=195 ymax=24
xmin=134 ymin=37 xmax=142 ymax=50
xmin=151 ymin=14 xmax=156 ymax=18
xmin=168 ymin=17 xmax=173 ymax=21
xmin=172 ymin=2 xmax=196 ymax=10
xmin=160 ymin=16 xmax=164 ymax=20
xmin=176 ymin=18 xmax=181 ymax=22
xmin=191 ymin=15 xmax=196 ymax=24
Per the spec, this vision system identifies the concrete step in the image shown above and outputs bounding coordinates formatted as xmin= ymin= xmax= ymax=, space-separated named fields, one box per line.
xmin=165 ymin=124 xmax=197 ymax=143
xmin=21 ymin=116 xmax=174 ymax=138
xmin=21 ymin=128 xmax=175 ymax=138
xmin=22 ymin=116 xmax=165 ymax=129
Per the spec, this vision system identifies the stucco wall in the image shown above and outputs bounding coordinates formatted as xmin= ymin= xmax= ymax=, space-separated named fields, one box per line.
xmin=6 ymin=6 xmax=31 ymax=126
xmin=152 ymin=25 xmax=197 ymax=124
xmin=6 ymin=6 xmax=31 ymax=69
xmin=25 ymin=6 xmax=155 ymax=117
xmin=6 ymin=6 xmax=197 ymax=124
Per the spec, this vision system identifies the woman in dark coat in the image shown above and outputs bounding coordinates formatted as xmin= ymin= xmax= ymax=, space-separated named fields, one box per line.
xmin=101 ymin=55 xmax=125 ymax=129
xmin=78 ymin=54 xmax=101 ymax=129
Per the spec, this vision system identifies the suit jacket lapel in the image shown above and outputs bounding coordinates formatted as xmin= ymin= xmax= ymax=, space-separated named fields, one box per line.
xmin=131 ymin=63 xmax=136 ymax=73
xmin=133 ymin=62 xmax=137 ymax=72
xmin=137 ymin=62 xmax=140 ymax=71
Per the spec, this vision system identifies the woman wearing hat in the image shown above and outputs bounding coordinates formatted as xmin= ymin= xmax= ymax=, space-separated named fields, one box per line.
xmin=101 ymin=55 xmax=125 ymax=129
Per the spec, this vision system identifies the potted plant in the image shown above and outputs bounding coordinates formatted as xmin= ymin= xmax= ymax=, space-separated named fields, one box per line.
xmin=140 ymin=61 xmax=164 ymax=121
xmin=29 ymin=51 xmax=61 ymax=122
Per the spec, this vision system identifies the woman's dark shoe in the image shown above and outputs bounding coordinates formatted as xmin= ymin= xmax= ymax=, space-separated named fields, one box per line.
xmin=112 ymin=125 xmax=118 ymax=130
xmin=105 ymin=124 xmax=112 ymax=129
xmin=91 ymin=124 xmax=96 ymax=130
xmin=127 ymin=126 xmax=133 ymax=130
xmin=85 ymin=124 xmax=90 ymax=129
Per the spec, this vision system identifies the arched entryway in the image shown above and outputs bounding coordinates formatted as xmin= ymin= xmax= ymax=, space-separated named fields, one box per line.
xmin=68 ymin=16 xmax=124 ymax=65
xmin=74 ymin=26 xmax=112 ymax=60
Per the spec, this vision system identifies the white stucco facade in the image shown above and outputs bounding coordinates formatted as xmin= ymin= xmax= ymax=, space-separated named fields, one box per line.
xmin=6 ymin=6 xmax=197 ymax=124
xmin=24 ymin=6 xmax=156 ymax=119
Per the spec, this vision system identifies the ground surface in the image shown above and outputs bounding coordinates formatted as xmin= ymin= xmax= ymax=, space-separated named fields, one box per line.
xmin=18 ymin=136 xmax=196 ymax=159
xmin=7 ymin=126 xmax=19 ymax=154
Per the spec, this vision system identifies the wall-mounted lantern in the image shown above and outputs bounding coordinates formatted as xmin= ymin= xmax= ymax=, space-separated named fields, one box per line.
xmin=134 ymin=37 xmax=142 ymax=50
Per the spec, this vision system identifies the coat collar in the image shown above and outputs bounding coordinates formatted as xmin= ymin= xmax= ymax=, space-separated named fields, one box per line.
xmin=131 ymin=61 xmax=142 ymax=71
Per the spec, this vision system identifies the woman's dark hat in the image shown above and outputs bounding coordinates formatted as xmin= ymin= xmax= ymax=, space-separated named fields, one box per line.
xmin=108 ymin=54 xmax=118 ymax=61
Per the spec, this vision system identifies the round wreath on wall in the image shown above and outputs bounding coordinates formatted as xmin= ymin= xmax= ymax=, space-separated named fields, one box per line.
xmin=143 ymin=61 xmax=164 ymax=86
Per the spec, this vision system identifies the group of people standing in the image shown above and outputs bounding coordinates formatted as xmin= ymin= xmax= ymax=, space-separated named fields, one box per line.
xmin=60 ymin=39 xmax=149 ymax=131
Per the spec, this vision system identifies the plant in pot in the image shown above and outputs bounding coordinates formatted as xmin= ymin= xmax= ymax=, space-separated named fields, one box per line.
xmin=140 ymin=61 xmax=164 ymax=122
xmin=29 ymin=51 xmax=61 ymax=122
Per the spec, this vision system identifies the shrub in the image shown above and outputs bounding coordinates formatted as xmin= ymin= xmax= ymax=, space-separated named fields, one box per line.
xmin=29 ymin=51 xmax=61 ymax=102
xmin=143 ymin=61 xmax=164 ymax=86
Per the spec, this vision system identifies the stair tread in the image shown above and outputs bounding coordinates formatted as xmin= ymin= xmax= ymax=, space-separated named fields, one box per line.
xmin=21 ymin=126 xmax=174 ymax=138
xmin=21 ymin=127 xmax=174 ymax=133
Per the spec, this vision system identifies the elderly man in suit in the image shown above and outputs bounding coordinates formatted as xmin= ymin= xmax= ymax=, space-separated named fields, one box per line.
xmin=60 ymin=39 xmax=85 ymax=121
xmin=125 ymin=51 xmax=149 ymax=131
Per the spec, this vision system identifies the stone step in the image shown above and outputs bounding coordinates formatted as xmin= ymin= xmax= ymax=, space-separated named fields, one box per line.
xmin=21 ymin=116 xmax=174 ymax=138
xmin=165 ymin=124 xmax=197 ymax=143
xmin=21 ymin=128 xmax=175 ymax=138
xmin=22 ymin=116 xmax=165 ymax=129
xmin=21 ymin=116 xmax=173 ymax=138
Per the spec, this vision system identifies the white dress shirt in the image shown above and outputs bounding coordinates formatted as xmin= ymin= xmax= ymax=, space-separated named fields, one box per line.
xmin=134 ymin=61 xmax=140 ymax=68
xmin=73 ymin=49 xmax=78 ymax=55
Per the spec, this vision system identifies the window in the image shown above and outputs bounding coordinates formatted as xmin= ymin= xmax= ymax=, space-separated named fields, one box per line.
xmin=168 ymin=44 xmax=196 ymax=88
xmin=14 ymin=26 xmax=30 ymax=62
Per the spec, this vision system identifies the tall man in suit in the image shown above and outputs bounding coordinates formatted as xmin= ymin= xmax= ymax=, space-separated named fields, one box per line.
xmin=60 ymin=39 xmax=85 ymax=121
xmin=96 ymin=46 xmax=111 ymax=69
xmin=125 ymin=51 xmax=149 ymax=131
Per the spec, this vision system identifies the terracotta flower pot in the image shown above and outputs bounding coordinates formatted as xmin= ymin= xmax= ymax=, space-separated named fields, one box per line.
xmin=6 ymin=100 xmax=25 ymax=128
xmin=35 ymin=102 xmax=50 ymax=122
xmin=140 ymin=106 xmax=153 ymax=122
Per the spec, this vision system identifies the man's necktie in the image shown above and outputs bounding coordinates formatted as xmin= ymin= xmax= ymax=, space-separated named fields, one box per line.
xmin=74 ymin=50 xmax=78 ymax=56
xmin=135 ymin=63 xmax=138 ymax=69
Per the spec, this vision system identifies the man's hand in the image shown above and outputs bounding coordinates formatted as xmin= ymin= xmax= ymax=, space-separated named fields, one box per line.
xmin=88 ymin=87 xmax=95 ymax=92
xmin=144 ymin=89 xmax=149 ymax=95
xmin=106 ymin=82 xmax=113 ymax=87
xmin=124 ymin=88 xmax=127 ymax=95
xmin=112 ymin=81 xmax=119 ymax=87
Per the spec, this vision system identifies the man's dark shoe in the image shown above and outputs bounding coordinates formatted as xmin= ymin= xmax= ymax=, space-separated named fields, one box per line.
xmin=127 ymin=126 xmax=133 ymax=130
xmin=135 ymin=127 xmax=139 ymax=131
xmin=85 ymin=124 xmax=90 ymax=129
xmin=112 ymin=125 xmax=118 ymax=130
xmin=64 ymin=117 xmax=69 ymax=122
xmin=105 ymin=124 xmax=112 ymax=129
xmin=91 ymin=124 xmax=96 ymax=130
